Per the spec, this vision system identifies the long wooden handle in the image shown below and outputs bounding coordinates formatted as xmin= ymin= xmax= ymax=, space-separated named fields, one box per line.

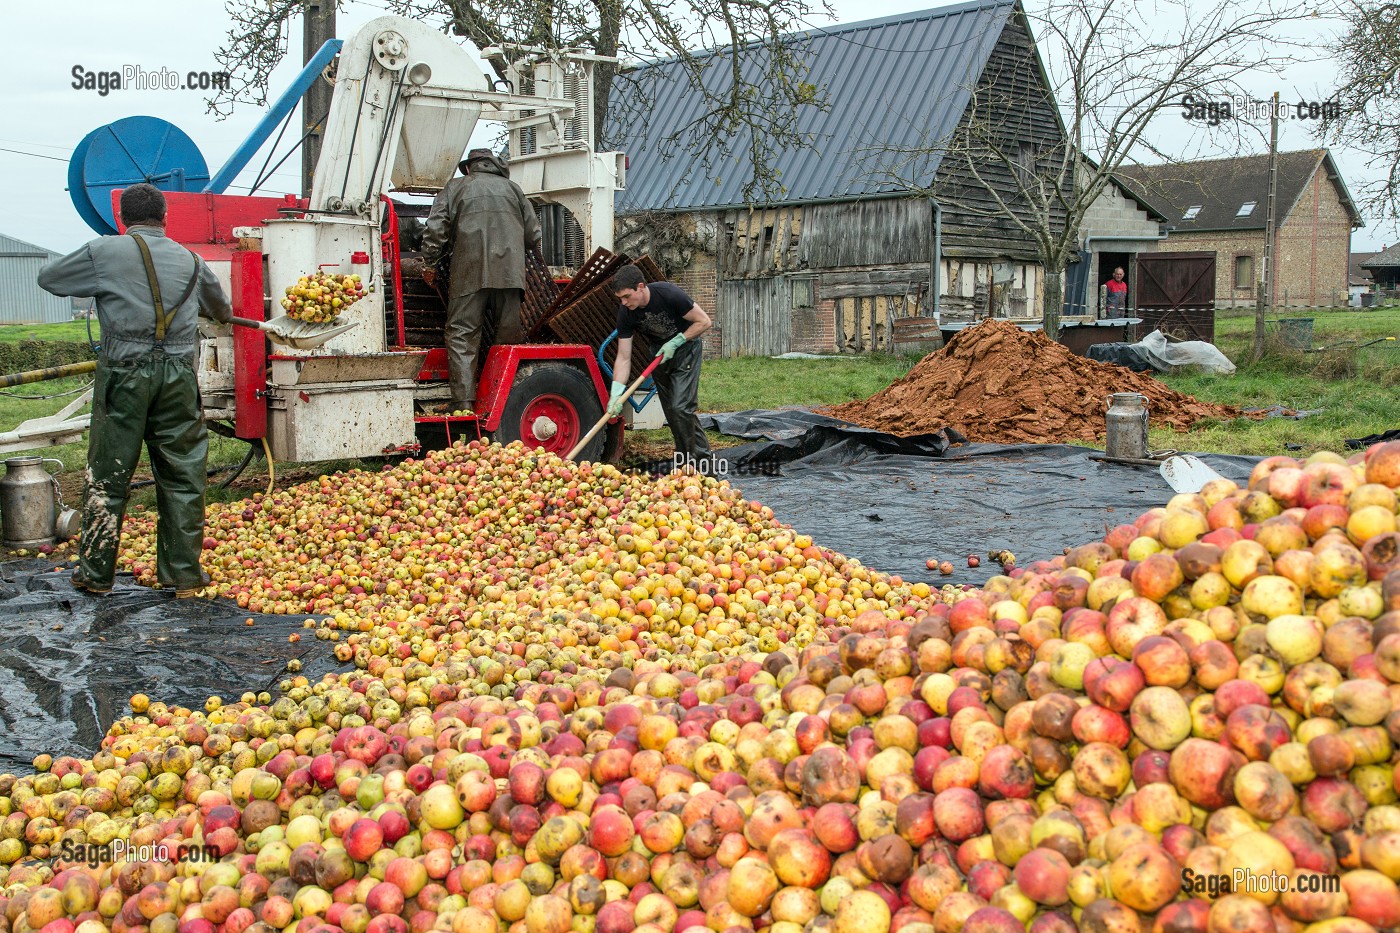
xmin=567 ymin=355 xmax=664 ymax=461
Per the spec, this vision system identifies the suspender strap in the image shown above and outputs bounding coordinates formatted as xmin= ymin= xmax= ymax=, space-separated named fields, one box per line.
xmin=130 ymin=234 xmax=200 ymax=346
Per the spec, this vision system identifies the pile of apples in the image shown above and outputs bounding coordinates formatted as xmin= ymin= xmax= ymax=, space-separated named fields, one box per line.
xmin=281 ymin=272 xmax=366 ymax=325
xmin=119 ymin=442 xmax=935 ymax=652
xmin=0 ymin=441 xmax=1398 ymax=933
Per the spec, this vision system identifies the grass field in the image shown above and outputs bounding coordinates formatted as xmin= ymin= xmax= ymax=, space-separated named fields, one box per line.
xmin=0 ymin=321 xmax=99 ymax=345
xmin=1149 ymin=308 xmax=1398 ymax=455
xmin=0 ymin=307 xmax=1395 ymax=509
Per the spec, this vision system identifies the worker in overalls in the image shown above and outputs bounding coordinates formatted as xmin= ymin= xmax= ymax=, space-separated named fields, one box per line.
xmin=38 ymin=184 xmax=232 ymax=597
xmin=420 ymin=149 xmax=541 ymax=415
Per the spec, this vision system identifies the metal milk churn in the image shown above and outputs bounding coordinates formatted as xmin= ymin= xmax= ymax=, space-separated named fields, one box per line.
xmin=0 ymin=457 xmax=64 ymax=548
xmin=1105 ymin=393 xmax=1149 ymax=460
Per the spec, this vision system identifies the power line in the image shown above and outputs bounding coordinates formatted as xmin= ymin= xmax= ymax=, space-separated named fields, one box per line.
xmin=0 ymin=138 xmax=72 ymax=152
xmin=0 ymin=147 xmax=69 ymax=163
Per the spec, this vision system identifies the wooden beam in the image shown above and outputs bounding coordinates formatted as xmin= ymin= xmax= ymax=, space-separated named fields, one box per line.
xmin=822 ymin=283 xmax=926 ymax=299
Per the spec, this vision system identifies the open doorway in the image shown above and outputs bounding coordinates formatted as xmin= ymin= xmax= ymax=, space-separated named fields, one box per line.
xmin=1098 ymin=251 xmax=1132 ymax=318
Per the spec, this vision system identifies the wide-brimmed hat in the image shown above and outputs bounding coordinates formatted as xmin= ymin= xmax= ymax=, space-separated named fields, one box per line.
xmin=458 ymin=148 xmax=504 ymax=174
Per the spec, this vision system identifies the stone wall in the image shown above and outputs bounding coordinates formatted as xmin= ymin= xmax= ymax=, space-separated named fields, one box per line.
xmin=1274 ymin=169 xmax=1352 ymax=308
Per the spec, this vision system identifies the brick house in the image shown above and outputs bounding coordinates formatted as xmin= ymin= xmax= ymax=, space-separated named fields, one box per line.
xmin=604 ymin=0 xmax=1070 ymax=356
xmin=1115 ymin=150 xmax=1362 ymax=309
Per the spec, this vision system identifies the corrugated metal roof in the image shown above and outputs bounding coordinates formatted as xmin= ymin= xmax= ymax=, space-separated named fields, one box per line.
xmin=0 ymin=232 xmax=76 ymax=324
xmin=0 ymin=232 xmax=60 ymax=260
xmin=608 ymin=0 xmax=1014 ymax=213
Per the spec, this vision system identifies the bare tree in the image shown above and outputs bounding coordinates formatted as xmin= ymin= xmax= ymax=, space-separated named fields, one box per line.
xmin=872 ymin=0 xmax=1312 ymax=338
xmin=1320 ymin=1 xmax=1400 ymax=220
xmin=211 ymin=0 xmax=828 ymax=203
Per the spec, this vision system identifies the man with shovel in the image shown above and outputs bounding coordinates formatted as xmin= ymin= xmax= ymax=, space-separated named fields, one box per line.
xmin=38 ymin=183 xmax=231 ymax=598
xmin=607 ymin=265 xmax=714 ymax=470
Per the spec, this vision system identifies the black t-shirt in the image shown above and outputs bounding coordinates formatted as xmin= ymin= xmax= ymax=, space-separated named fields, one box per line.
xmin=615 ymin=282 xmax=695 ymax=341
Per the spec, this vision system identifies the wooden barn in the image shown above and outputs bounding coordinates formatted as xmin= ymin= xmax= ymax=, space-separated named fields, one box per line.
xmin=604 ymin=0 xmax=1068 ymax=356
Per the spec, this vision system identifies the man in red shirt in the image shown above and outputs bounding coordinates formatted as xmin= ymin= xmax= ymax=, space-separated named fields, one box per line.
xmin=1104 ymin=266 xmax=1128 ymax=318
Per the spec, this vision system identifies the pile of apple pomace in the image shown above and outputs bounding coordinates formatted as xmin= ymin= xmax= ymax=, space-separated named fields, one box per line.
xmin=2 ymin=441 xmax=1400 ymax=933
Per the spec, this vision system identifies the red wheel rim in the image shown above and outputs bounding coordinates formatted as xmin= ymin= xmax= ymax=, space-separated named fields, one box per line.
xmin=519 ymin=394 xmax=580 ymax=456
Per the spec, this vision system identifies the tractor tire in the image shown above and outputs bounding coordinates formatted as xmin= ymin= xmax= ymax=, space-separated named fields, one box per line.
xmin=494 ymin=363 xmax=607 ymax=462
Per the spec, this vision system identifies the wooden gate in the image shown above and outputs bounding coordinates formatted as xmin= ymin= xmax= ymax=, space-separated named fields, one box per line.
xmin=719 ymin=277 xmax=791 ymax=357
xmin=1134 ymin=251 xmax=1217 ymax=341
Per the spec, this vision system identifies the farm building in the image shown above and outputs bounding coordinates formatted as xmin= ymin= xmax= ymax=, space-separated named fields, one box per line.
xmin=0 ymin=233 xmax=77 ymax=324
xmin=604 ymin=0 xmax=1071 ymax=356
xmin=1115 ymin=150 xmax=1362 ymax=311
xmin=1350 ymin=251 xmax=1377 ymax=306
xmin=1359 ymin=245 xmax=1400 ymax=294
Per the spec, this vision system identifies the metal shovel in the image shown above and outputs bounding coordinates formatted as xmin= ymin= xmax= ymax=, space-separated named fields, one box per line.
xmin=232 ymin=315 xmax=358 ymax=350
xmin=1159 ymin=454 xmax=1226 ymax=494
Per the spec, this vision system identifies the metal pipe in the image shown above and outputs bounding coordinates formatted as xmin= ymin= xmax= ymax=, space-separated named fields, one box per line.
xmin=931 ymin=201 xmax=942 ymax=321
xmin=0 ymin=360 xmax=97 ymax=388
xmin=204 ymin=39 xmax=344 ymax=194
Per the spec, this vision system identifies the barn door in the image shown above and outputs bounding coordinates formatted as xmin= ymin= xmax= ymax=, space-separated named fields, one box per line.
xmin=719 ymin=277 xmax=792 ymax=357
xmin=1134 ymin=251 xmax=1217 ymax=341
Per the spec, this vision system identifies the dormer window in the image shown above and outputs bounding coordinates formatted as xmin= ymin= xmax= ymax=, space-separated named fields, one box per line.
xmin=1182 ymin=205 xmax=1202 ymax=220
xmin=1236 ymin=201 xmax=1257 ymax=217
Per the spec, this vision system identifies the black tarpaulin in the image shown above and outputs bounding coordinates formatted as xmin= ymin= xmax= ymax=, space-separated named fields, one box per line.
xmin=1348 ymin=428 xmax=1400 ymax=448
xmin=696 ymin=409 xmax=1259 ymax=588
xmin=0 ymin=562 xmax=348 ymax=773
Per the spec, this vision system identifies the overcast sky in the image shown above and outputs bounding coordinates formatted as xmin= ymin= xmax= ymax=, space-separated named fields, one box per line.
xmin=1 ymin=0 xmax=1392 ymax=257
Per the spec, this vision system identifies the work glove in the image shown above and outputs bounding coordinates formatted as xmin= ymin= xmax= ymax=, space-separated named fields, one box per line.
xmin=658 ymin=334 xmax=688 ymax=362
xmin=606 ymin=381 xmax=627 ymax=418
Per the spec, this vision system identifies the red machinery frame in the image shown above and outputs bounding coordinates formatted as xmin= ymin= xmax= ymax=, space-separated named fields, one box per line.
xmin=110 ymin=189 xmax=616 ymax=454
xmin=113 ymin=190 xmax=307 ymax=242
xmin=231 ymin=250 xmax=268 ymax=439
xmin=414 ymin=344 xmax=610 ymax=432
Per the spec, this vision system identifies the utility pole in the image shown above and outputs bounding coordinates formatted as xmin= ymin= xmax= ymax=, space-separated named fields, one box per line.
xmin=1254 ymin=91 xmax=1280 ymax=357
xmin=302 ymin=0 xmax=337 ymax=197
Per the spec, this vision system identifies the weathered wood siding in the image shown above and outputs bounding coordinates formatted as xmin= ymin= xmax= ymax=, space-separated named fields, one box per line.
xmin=833 ymin=293 xmax=925 ymax=352
xmin=931 ymin=11 xmax=1068 ymax=262
xmin=717 ymin=207 xmax=803 ymax=278
xmin=798 ymin=200 xmax=932 ymax=270
xmin=719 ymin=278 xmax=792 ymax=356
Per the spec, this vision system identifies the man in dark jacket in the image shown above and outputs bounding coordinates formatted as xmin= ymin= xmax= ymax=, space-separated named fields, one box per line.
xmin=38 ymin=184 xmax=232 ymax=597
xmin=420 ymin=149 xmax=541 ymax=415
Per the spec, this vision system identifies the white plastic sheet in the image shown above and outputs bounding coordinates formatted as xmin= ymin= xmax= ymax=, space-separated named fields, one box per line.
xmin=1136 ymin=329 xmax=1236 ymax=375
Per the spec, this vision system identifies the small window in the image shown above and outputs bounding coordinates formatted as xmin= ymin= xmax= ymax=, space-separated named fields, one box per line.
xmin=1182 ymin=205 xmax=1202 ymax=220
xmin=791 ymin=279 xmax=813 ymax=308
xmin=1234 ymin=254 xmax=1254 ymax=289
xmin=1236 ymin=201 xmax=1257 ymax=217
